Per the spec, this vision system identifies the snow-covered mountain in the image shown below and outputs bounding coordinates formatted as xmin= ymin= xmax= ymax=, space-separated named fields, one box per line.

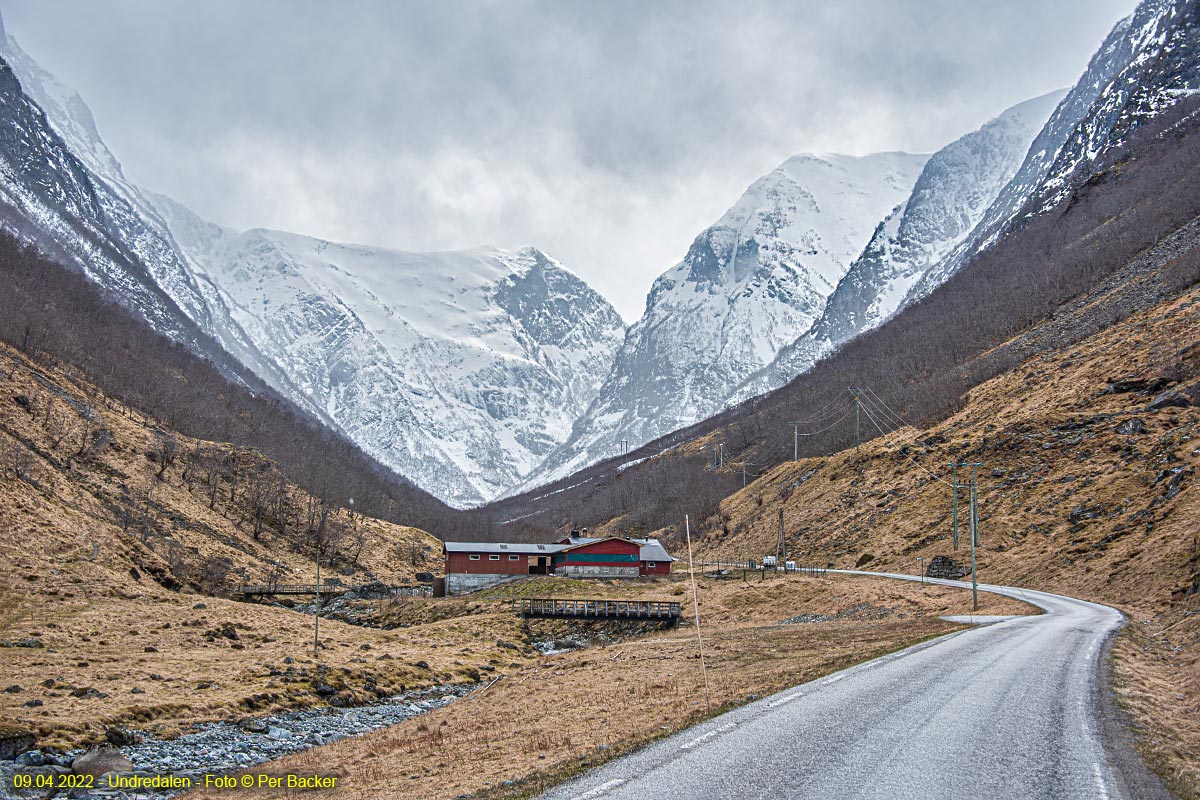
xmin=738 ymin=91 xmax=1064 ymax=396
xmin=5 ymin=0 xmax=1190 ymax=507
xmin=0 ymin=27 xmax=624 ymax=507
xmin=901 ymin=8 xmax=1145 ymax=304
xmin=0 ymin=32 xmax=275 ymax=383
xmin=519 ymin=152 xmax=929 ymax=489
xmin=1026 ymin=0 xmax=1200 ymax=214
xmin=0 ymin=45 xmax=210 ymax=348
xmin=738 ymin=0 xmax=1192 ymax=402
xmin=152 ymin=195 xmax=624 ymax=506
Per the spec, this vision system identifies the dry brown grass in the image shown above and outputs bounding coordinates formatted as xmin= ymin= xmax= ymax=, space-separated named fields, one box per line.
xmin=0 ymin=340 xmax=481 ymax=749
xmin=186 ymin=573 xmax=1021 ymax=800
xmin=0 ymin=589 xmax=532 ymax=750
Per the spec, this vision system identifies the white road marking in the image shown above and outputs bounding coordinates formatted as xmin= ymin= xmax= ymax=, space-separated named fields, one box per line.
xmin=767 ymin=692 xmax=802 ymax=708
xmin=568 ymin=778 xmax=626 ymax=800
xmin=1091 ymin=762 xmax=1110 ymax=800
xmin=680 ymin=722 xmax=736 ymax=750
xmin=823 ymin=674 xmax=845 ymax=685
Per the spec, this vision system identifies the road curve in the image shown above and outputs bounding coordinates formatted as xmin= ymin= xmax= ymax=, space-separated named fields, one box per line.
xmin=538 ymin=572 xmax=1137 ymax=800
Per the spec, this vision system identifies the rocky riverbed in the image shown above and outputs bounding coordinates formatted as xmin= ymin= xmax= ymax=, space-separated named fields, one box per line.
xmin=1 ymin=684 xmax=471 ymax=800
xmin=525 ymin=617 xmax=677 ymax=656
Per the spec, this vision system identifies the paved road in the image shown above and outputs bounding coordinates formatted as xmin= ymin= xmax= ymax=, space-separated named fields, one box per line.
xmin=539 ymin=572 xmax=1139 ymax=800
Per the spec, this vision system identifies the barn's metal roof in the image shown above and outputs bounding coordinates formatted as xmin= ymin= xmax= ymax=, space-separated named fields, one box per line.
xmin=444 ymin=537 xmax=674 ymax=562
xmin=636 ymin=539 xmax=675 ymax=563
xmin=443 ymin=542 xmax=567 ymax=555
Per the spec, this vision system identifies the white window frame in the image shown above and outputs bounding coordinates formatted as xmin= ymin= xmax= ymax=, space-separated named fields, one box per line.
xmin=647 ymin=562 xmax=656 ymax=568
xmin=489 ymin=554 xmax=501 ymax=561
xmin=508 ymin=554 xmax=520 ymax=561
xmin=468 ymin=554 xmax=480 ymax=561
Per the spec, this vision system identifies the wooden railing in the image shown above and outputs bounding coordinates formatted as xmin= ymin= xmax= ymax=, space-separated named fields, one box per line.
xmin=699 ymin=561 xmax=828 ymax=576
xmin=515 ymin=597 xmax=681 ymax=620
xmin=236 ymin=584 xmax=351 ymax=596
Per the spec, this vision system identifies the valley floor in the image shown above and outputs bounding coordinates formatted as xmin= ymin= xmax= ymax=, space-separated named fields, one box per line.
xmin=184 ymin=574 xmax=1030 ymax=800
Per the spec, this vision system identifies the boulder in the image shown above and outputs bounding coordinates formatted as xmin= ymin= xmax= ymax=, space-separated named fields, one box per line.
xmin=105 ymin=727 xmax=140 ymax=747
xmin=1148 ymin=390 xmax=1191 ymax=410
xmin=1116 ymin=417 xmax=1146 ymax=435
xmin=1069 ymin=505 xmax=1104 ymax=523
xmin=238 ymin=718 xmax=269 ymax=734
xmin=926 ymin=556 xmax=966 ymax=579
xmin=71 ymin=745 xmax=133 ymax=776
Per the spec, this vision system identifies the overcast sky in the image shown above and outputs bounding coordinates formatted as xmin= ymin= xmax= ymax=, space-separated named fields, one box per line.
xmin=4 ymin=0 xmax=1136 ymax=320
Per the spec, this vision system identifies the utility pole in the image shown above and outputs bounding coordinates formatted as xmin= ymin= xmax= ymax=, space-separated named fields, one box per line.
xmin=966 ymin=462 xmax=982 ymax=611
xmin=683 ymin=515 xmax=711 ymax=712
xmin=718 ymin=442 xmax=724 ymax=469
xmin=742 ymin=463 xmax=748 ymax=488
xmin=622 ymin=439 xmax=628 ymax=456
xmin=972 ymin=462 xmax=981 ymax=548
xmin=778 ymin=508 xmax=786 ymax=570
xmin=313 ymin=555 xmax=321 ymax=659
xmin=919 ymin=557 xmax=925 ymax=586
xmin=849 ymin=388 xmax=861 ymax=454
xmin=950 ymin=461 xmax=959 ymax=550
xmin=792 ymin=422 xmax=799 ymax=462
xmin=970 ymin=473 xmax=978 ymax=611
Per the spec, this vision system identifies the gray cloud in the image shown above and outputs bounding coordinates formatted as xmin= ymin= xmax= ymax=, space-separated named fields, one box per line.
xmin=3 ymin=0 xmax=1136 ymax=319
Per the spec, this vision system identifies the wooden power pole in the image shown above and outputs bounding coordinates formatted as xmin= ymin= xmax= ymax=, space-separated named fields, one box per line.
xmin=777 ymin=508 xmax=786 ymax=569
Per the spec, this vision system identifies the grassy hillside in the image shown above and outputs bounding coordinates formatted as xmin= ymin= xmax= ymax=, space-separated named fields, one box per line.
xmin=0 ymin=339 xmax=512 ymax=749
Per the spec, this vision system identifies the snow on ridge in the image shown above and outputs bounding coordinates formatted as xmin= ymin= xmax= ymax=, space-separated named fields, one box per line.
xmin=516 ymin=150 xmax=929 ymax=493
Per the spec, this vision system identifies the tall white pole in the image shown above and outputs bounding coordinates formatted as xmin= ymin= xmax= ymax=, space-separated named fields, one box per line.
xmin=685 ymin=515 xmax=711 ymax=712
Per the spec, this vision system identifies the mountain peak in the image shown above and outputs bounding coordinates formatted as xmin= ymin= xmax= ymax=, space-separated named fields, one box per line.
xmin=736 ymin=88 xmax=1067 ymax=402
xmin=517 ymin=149 xmax=928 ymax=492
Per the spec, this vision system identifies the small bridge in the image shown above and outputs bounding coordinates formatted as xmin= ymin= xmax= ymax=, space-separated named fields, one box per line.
xmin=236 ymin=584 xmax=351 ymax=597
xmin=235 ymin=583 xmax=432 ymax=598
xmin=515 ymin=597 xmax=681 ymax=622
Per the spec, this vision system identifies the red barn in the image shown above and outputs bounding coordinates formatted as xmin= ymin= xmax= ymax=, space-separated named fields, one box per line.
xmin=552 ymin=537 xmax=641 ymax=578
xmin=554 ymin=535 xmax=675 ymax=577
xmin=441 ymin=536 xmax=674 ymax=594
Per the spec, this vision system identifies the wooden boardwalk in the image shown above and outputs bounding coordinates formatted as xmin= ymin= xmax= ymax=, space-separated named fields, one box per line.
xmin=516 ymin=597 xmax=681 ymax=621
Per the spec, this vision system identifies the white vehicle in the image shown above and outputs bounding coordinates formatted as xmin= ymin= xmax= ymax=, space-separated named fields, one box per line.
xmin=762 ymin=555 xmax=778 ymax=567
xmin=785 ymin=560 xmax=797 ymax=572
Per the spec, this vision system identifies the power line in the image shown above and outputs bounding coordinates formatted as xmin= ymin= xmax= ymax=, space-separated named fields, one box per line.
xmin=855 ymin=392 xmax=907 ymax=435
xmin=792 ymin=394 xmax=851 ymax=424
xmin=856 ymin=391 xmax=935 ymax=451
xmin=794 ymin=400 xmax=857 ymax=425
xmin=793 ymin=405 xmax=854 ymax=436
xmin=861 ymin=386 xmax=917 ymax=432
xmin=857 ymin=399 xmax=951 ymax=487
